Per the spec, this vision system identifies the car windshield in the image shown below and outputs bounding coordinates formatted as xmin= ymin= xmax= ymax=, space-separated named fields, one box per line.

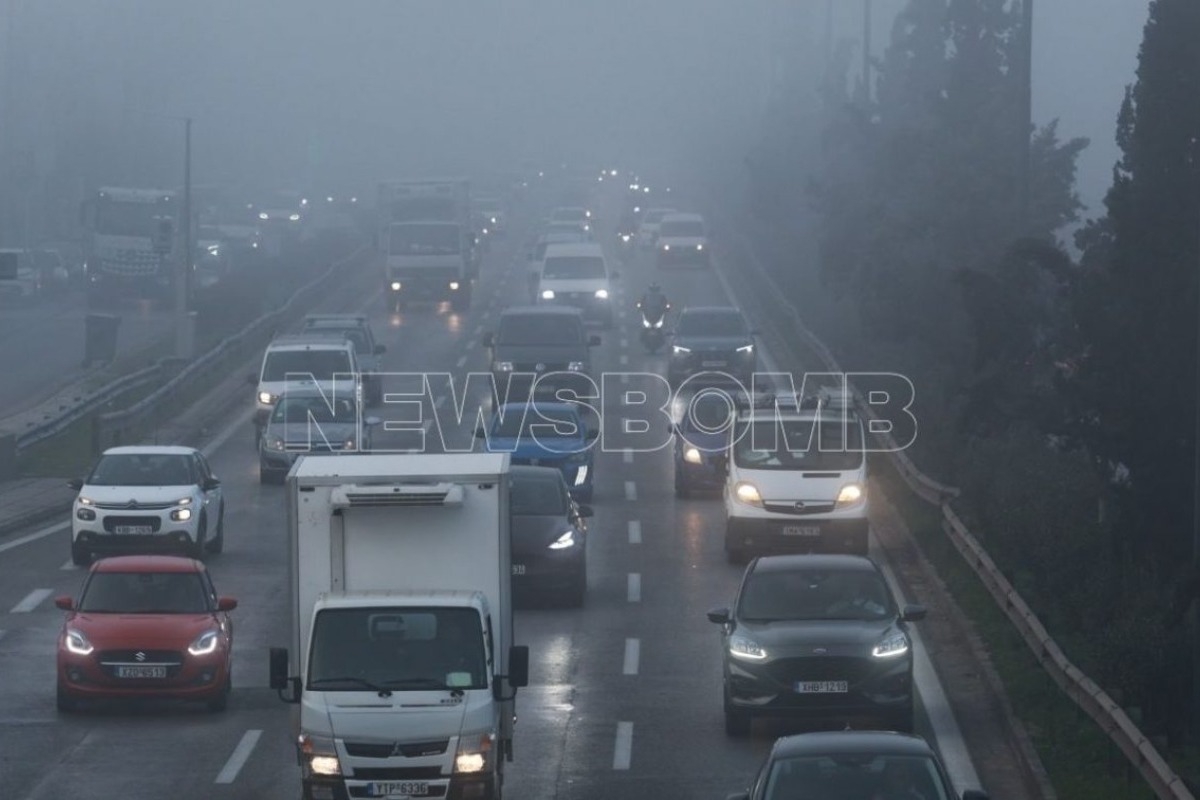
xmin=79 ymin=571 xmax=211 ymax=614
xmin=739 ymin=567 xmax=893 ymax=621
xmin=389 ymin=223 xmax=461 ymax=255
xmin=262 ymin=350 xmax=353 ymax=382
xmin=308 ymin=607 xmax=487 ymax=691
xmin=660 ymin=220 xmax=705 ymax=237
xmin=764 ymin=755 xmax=949 ymax=800
xmin=733 ymin=416 xmax=865 ymax=471
xmin=497 ymin=314 xmax=582 ymax=345
xmin=87 ymin=453 xmax=195 ymax=487
xmin=681 ymin=395 xmax=734 ymax=431
xmin=511 ymin=474 xmax=569 ymax=515
xmin=676 ymin=311 xmax=747 ymax=338
xmin=541 ymin=255 xmax=606 ymax=280
xmin=271 ymin=395 xmax=358 ymax=424
xmin=491 ymin=407 xmax=585 ymax=440
xmin=305 ymin=326 xmax=369 ymax=354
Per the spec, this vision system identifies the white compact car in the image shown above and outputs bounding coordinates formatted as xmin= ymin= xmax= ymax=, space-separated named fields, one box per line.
xmin=69 ymin=446 xmax=225 ymax=565
xmin=635 ymin=207 xmax=677 ymax=250
xmin=253 ymin=333 xmax=361 ymax=445
xmin=655 ymin=212 xmax=710 ymax=268
xmin=722 ymin=390 xmax=869 ymax=561
xmin=535 ymin=242 xmax=617 ymax=327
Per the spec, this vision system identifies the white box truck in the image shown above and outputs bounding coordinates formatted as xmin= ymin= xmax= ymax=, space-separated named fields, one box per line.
xmin=269 ymin=453 xmax=528 ymax=800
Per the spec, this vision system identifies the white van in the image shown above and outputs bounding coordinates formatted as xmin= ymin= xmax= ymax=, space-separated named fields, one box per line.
xmin=722 ymin=389 xmax=869 ymax=561
xmin=535 ymin=242 xmax=617 ymax=328
xmin=252 ymin=333 xmax=360 ymax=445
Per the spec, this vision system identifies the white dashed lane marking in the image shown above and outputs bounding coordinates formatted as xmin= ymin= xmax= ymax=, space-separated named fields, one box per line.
xmin=10 ymin=589 xmax=53 ymax=613
xmin=215 ymin=729 xmax=263 ymax=784
xmin=623 ymin=639 xmax=640 ymax=675
xmin=628 ymin=521 xmax=641 ymax=544
xmin=627 ymin=573 xmax=641 ymax=603
xmin=613 ymin=722 xmax=634 ymax=770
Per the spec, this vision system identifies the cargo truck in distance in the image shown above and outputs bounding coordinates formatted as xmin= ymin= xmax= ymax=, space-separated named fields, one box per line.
xmin=80 ymin=187 xmax=178 ymax=307
xmin=270 ymin=453 xmax=529 ymax=800
xmin=377 ymin=179 xmax=476 ymax=313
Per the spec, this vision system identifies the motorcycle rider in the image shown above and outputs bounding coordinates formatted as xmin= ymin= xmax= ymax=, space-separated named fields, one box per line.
xmin=637 ymin=283 xmax=670 ymax=319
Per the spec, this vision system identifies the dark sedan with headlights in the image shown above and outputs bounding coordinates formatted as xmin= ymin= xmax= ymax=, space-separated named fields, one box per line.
xmin=510 ymin=465 xmax=592 ymax=607
xmin=668 ymin=306 xmax=757 ymax=388
xmin=708 ymin=554 xmax=925 ymax=736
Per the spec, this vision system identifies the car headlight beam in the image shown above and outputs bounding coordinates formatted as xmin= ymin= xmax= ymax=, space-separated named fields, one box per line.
xmin=734 ymin=481 xmax=763 ymax=507
xmin=729 ymin=633 xmax=767 ymax=661
xmin=548 ymin=530 xmax=577 ymax=550
xmin=188 ymin=629 xmax=221 ymax=656
xmin=65 ymin=628 xmax=94 ymax=656
xmin=872 ymin=631 xmax=910 ymax=659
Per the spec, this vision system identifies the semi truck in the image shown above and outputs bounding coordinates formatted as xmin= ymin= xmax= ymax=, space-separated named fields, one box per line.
xmin=269 ymin=453 xmax=528 ymax=800
xmin=377 ymin=179 xmax=477 ymax=313
xmin=80 ymin=187 xmax=178 ymax=306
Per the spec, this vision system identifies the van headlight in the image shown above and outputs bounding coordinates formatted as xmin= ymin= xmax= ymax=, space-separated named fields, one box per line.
xmin=683 ymin=447 xmax=703 ymax=464
xmin=594 ymin=289 xmax=609 ymax=300
xmin=258 ymin=391 xmax=276 ymax=405
xmin=541 ymin=289 xmax=555 ymax=300
xmin=733 ymin=481 xmax=763 ymax=507
xmin=495 ymin=361 xmax=514 ymax=372
xmin=299 ymin=734 xmax=341 ymax=777
xmin=835 ymin=483 xmax=865 ymax=508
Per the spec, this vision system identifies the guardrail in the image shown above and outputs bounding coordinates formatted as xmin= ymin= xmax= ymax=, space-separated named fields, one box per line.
xmin=92 ymin=244 xmax=369 ymax=452
xmin=11 ymin=244 xmax=367 ymax=457
xmin=719 ymin=221 xmax=1194 ymax=800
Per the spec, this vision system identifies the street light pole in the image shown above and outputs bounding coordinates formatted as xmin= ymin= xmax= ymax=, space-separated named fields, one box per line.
xmin=861 ymin=0 xmax=873 ymax=104
xmin=1191 ymin=133 xmax=1200 ymax=738
xmin=1017 ymin=0 xmax=1033 ymax=235
xmin=174 ymin=116 xmax=193 ymax=359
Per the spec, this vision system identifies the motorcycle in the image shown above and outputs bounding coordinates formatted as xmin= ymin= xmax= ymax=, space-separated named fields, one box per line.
xmin=637 ymin=299 xmax=670 ymax=354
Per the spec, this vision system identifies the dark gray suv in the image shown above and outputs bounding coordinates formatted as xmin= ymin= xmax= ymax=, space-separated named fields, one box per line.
xmin=483 ymin=306 xmax=601 ymax=402
xmin=667 ymin=306 xmax=757 ymax=387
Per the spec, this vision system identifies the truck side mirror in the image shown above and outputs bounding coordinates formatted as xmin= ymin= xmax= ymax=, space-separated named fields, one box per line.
xmin=508 ymin=645 xmax=529 ymax=688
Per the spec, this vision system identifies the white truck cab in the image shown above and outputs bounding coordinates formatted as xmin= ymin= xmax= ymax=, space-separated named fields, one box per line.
xmin=535 ymin=242 xmax=617 ymax=328
xmin=722 ymin=389 xmax=869 ymax=561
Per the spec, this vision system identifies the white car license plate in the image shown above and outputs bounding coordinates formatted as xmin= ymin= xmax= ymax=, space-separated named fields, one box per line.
xmin=701 ymin=360 xmax=725 ymax=367
xmin=367 ymin=782 xmax=430 ymax=798
xmin=782 ymin=525 xmax=821 ymax=537
xmin=512 ymin=564 xmax=526 ymax=576
xmin=116 ymin=665 xmax=167 ymax=679
xmin=795 ymin=680 xmax=848 ymax=694
xmin=113 ymin=525 xmax=153 ymax=535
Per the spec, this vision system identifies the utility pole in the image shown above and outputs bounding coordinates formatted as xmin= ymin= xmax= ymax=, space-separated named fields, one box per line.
xmin=174 ymin=116 xmax=193 ymax=359
xmin=1017 ymin=0 xmax=1034 ymax=235
xmin=861 ymin=0 xmax=873 ymax=105
xmin=1191 ymin=133 xmax=1200 ymax=739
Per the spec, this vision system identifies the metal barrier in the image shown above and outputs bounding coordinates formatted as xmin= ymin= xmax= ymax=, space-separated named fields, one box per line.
xmin=18 ymin=244 xmax=368 ymax=456
xmin=719 ymin=223 xmax=1194 ymax=800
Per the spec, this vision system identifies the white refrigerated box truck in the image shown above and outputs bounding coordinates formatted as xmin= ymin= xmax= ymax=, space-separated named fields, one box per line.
xmin=270 ymin=452 xmax=528 ymax=800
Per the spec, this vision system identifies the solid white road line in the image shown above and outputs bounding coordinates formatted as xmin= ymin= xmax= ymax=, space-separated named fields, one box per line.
xmin=613 ymin=722 xmax=634 ymax=770
xmin=215 ymin=729 xmax=263 ymax=784
xmin=623 ymin=449 xmax=633 ymax=464
xmin=0 ymin=521 xmax=69 ymax=555
xmin=455 ymin=355 xmax=468 ymax=368
xmin=201 ymin=406 xmax=255 ymax=459
xmin=627 ymin=573 xmax=641 ymax=603
xmin=627 ymin=520 xmax=642 ymax=544
xmin=11 ymin=588 xmax=53 ymax=613
xmin=877 ymin=561 xmax=983 ymax=793
xmin=624 ymin=481 xmax=637 ymax=501
xmin=623 ymin=639 xmax=640 ymax=675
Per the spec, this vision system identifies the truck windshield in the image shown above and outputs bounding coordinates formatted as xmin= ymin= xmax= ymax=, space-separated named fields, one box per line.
xmin=390 ymin=223 xmax=461 ymax=255
xmin=96 ymin=201 xmax=167 ymax=237
xmin=391 ymin=197 xmax=457 ymax=221
xmin=308 ymin=607 xmax=488 ymax=691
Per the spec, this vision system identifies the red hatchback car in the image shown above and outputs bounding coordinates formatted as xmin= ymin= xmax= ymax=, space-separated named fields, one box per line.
xmin=55 ymin=555 xmax=237 ymax=712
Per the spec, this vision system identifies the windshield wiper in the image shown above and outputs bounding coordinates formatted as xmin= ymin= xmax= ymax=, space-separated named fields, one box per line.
xmin=380 ymin=677 xmax=450 ymax=689
xmin=309 ymin=676 xmax=389 ymax=691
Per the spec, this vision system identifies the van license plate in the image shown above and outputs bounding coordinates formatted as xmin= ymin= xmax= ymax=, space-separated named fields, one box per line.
xmin=367 ymin=782 xmax=429 ymax=798
xmin=782 ymin=525 xmax=821 ymax=537
xmin=116 ymin=666 xmax=166 ymax=679
xmin=512 ymin=564 xmax=526 ymax=576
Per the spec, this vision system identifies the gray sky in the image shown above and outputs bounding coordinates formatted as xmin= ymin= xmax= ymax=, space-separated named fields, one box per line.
xmin=0 ymin=0 xmax=1154 ymax=231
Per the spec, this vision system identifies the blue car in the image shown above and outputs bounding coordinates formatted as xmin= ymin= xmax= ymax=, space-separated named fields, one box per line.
xmin=476 ymin=402 xmax=597 ymax=502
xmin=672 ymin=391 xmax=734 ymax=498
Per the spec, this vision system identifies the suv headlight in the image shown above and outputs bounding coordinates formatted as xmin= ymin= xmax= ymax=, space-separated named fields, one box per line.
xmin=594 ymin=289 xmax=609 ymax=300
xmin=696 ymin=243 xmax=704 ymax=251
xmin=872 ymin=631 xmax=909 ymax=659
xmin=65 ymin=628 xmax=94 ymax=656
xmin=662 ymin=244 xmax=671 ymax=251
xmin=541 ymin=289 xmax=555 ymax=300
xmin=729 ymin=633 xmax=767 ymax=661
xmin=299 ymin=733 xmax=341 ymax=777
xmin=454 ymin=733 xmax=494 ymax=773
xmin=567 ymin=361 xmax=584 ymax=372
xmin=170 ymin=507 xmax=193 ymax=522
xmin=548 ymin=530 xmax=577 ymax=550
xmin=342 ymin=438 xmax=357 ymax=451
xmin=495 ymin=361 xmax=514 ymax=372
xmin=733 ymin=481 xmax=762 ymax=507
xmin=265 ymin=436 xmax=285 ymax=451
xmin=683 ymin=447 xmax=703 ymax=464
xmin=188 ymin=629 xmax=221 ymax=656
xmin=835 ymin=483 xmax=865 ymax=508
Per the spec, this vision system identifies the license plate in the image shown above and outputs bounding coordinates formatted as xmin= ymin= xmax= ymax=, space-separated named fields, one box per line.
xmin=701 ymin=360 xmax=726 ymax=367
xmin=782 ymin=525 xmax=821 ymax=537
xmin=367 ymin=782 xmax=430 ymax=798
xmin=113 ymin=525 xmax=153 ymax=535
xmin=795 ymin=680 xmax=848 ymax=694
xmin=512 ymin=564 xmax=526 ymax=576
xmin=116 ymin=665 xmax=167 ymax=679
